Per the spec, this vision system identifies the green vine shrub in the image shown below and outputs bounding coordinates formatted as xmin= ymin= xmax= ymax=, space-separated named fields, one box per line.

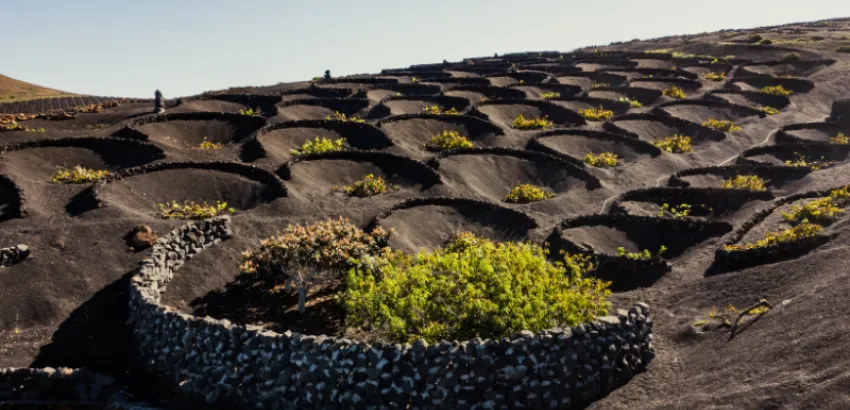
xmin=157 ymin=200 xmax=235 ymax=220
xmin=511 ymin=114 xmax=553 ymax=130
xmin=240 ymin=217 xmax=392 ymax=313
xmin=505 ymin=184 xmax=556 ymax=203
xmin=332 ymin=174 xmax=398 ymax=197
xmin=761 ymin=85 xmax=793 ymax=96
xmin=325 ymin=111 xmax=365 ymax=123
xmin=703 ymin=71 xmax=727 ymax=81
xmin=721 ymin=175 xmax=768 ymax=191
xmin=702 ymin=118 xmax=741 ymax=132
xmin=578 ymin=106 xmax=615 ymax=122
xmin=341 ymin=232 xmax=611 ymax=342
xmin=50 ymin=166 xmax=109 ymax=184
xmin=618 ymin=97 xmax=643 ymax=108
xmin=426 ymin=130 xmax=474 ymax=150
xmin=662 ymin=86 xmax=686 ymax=99
xmin=654 ymin=134 xmax=692 ymax=153
xmin=583 ymin=152 xmax=619 ymax=168
xmin=290 ymin=137 xmax=348 ymax=156
xmin=830 ymin=133 xmax=849 ymax=144
xmin=781 ymin=186 xmax=850 ymax=224
xmin=616 ymin=245 xmax=667 ymax=260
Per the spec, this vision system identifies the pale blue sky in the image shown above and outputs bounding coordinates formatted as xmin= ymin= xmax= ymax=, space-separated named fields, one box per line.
xmin=3 ymin=1 xmax=848 ymax=98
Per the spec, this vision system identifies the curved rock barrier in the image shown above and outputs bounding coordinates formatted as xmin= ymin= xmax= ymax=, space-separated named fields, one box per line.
xmin=0 ymin=367 xmax=117 ymax=404
xmin=711 ymin=187 xmax=843 ymax=273
xmin=0 ymin=174 xmax=25 ymax=222
xmin=128 ymin=216 xmax=654 ymax=409
xmin=277 ymin=150 xmax=442 ymax=188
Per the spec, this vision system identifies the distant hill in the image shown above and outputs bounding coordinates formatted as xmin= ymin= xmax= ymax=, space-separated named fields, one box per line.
xmin=0 ymin=73 xmax=75 ymax=103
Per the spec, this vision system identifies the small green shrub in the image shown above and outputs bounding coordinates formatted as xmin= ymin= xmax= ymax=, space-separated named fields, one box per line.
xmin=196 ymin=137 xmax=223 ymax=150
xmin=784 ymin=153 xmax=833 ymax=170
xmin=830 ymin=133 xmax=849 ymax=144
xmin=157 ymin=200 xmax=235 ymax=220
xmin=618 ymin=97 xmax=643 ymax=108
xmin=341 ymin=232 xmax=610 ymax=342
xmin=723 ymin=221 xmax=822 ymax=251
xmin=663 ymin=86 xmax=686 ymax=99
xmin=748 ymin=34 xmax=764 ymax=43
xmin=427 ymin=130 xmax=474 ymax=150
xmin=702 ymin=118 xmax=742 ymax=132
xmin=505 ymin=184 xmax=556 ymax=203
xmin=241 ymin=217 xmax=391 ymax=314
xmin=754 ymin=106 xmax=780 ymax=115
xmin=616 ymin=245 xmax=666 ymax=260
xmin=50 ymin=166 xmax=109 ymax=184
xmin=836 ymin=46 xmax=850 ymax=53
xmin=583 ymin=152 xmax=619 ymax=168
xmin=511 ymin=114 xmax=553 ymax=130
xmin=721 ymin=175 xmax=768 ymax=191
xmin=333 ymin=174 xmax=398 ymax=197
xmin=591 ymin=82 xmax=610 ymax=89
xmin=422 ymin=105 xmax=459 ymax=115
xmin=290 ymin=137 xmax=348 ymax=156
xmin=655 ymin=134 xmax=692 ymax=153
xmin=540 ymin=92 xmax=560 ymax=99
xmin=781 ymin=52 xmax=801 ymax=62
xmin=781 ymin=186 xmax=850 ymax=224
xmin=703 ymin=71 xmax=727 ymax=81
xmin=239 ymin=107 xmax=263 ymax=116
xmin=759 ymin=39 xmax=773 ymax=45
xmin=325 ymin=111 xmax=365 ymax=123
xmin=657 ymin=203 xmax=711 ymax=219
xmin=761 ymin=85 xmax=793 ymax=96
xmin=578 ymin=106 xmax=615 ymax=122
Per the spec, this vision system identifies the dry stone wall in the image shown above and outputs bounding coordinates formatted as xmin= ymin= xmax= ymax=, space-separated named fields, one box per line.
xmin=128 ymin=216 xmax=655 ymax=409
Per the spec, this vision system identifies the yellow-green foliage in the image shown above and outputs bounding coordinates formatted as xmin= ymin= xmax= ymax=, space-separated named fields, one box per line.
xmin=663 ymin=86 xmax=686 ymax=99
xmin=702 ymin=118 xmax=742 ymax=132
xmin=238 ymin=107 xmax=263 ymax=116
xmin=784 ymin=153 xmax=832 ymax=170
xmin=654 ymin=134 xmax=692 ymax=153
xmin=540 ymin=92 xmax=560 ymax=99
xmin=578 ymin=106 xmax=615 ymax=122
xmin=591 ymin=82 xmax=610 ymax=89
xmin=240 ymin=217 xmax=391 ymax=313
xmin=290 ymin=137 xmax=347 ymax=156
xmin=616 ymin=245 xmax=667 ymax=260
xmin=341 ymin=232 xmax=611 ymax=342
xmin=721 ymin=174 xmax=767 ymax=191
xmin=761 ymin=85 xmax=793 ymax=96
xmin=830 ymin=133 xmax=849 ymax=144
xmin=837 ymin=46 xmax=850 ymax=53
xmin=618 ymin=97 xmax=643 ymax=108
xmin=755 ymin=106 xmax=780 ymax=115
xmin=422 ymin=105 xmax=459 ymax=115
xmin=693 ymin=301 xmax=770 ymax=328
xmin=50 ymin=166 xmax=109 ymax=184
xmin=703 ymin=71 xmax=727 ymax=81
xmin=427 ymin=130 xmax=474 ymax=150
xmin=1 ymin=121 xmax=43 ymax=132
xmin=505 ymin=184 xmax=556 ymax=203
xmin=196 ymin=137 xmax=223 ymax=150
xmin=157 ymin=200 xmax=235 ymax=220
xmin=332 ymin=174 xmax=398 ymax=198
xmin=511 ymin=114 xmax=553 ymax=130
xmin=325 ymin=111 xmax=365 ymax=123
xmin=781 ymin=186 xmax=850 ymax=224
xmin=723 ymin=222 xmax=822 ymax=251
xmin=658 ymin=203 xmax=706 ymax=219
xmin=748 ymin=34 xmax=764 ymax=43
xmin=583 ymin=152 xmax=619 ymax=168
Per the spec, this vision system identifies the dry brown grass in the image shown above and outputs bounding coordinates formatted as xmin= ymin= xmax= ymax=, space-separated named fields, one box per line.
xmin=0 ymin=73 xmax=75 ymax=104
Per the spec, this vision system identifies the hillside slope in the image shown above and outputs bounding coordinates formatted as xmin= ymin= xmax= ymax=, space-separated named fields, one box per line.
xmin=0 ymin=73 xmax=74 ymax=103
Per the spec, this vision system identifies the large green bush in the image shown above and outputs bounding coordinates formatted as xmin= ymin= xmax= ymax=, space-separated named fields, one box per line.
xmin=341 ymin=233 xmax=610 ymax=342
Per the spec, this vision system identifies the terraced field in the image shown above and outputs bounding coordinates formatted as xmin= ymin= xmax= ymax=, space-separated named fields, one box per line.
xmin=3 ymin=17 xmax=850 ymax=409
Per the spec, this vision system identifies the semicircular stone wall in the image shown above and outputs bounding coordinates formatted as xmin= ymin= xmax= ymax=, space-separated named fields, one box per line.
xmin=128 ymin=216 xmax=655 ymax=409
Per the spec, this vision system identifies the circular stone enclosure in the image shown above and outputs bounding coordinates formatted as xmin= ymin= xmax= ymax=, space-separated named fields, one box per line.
xmin=473 ymin=100 xmax=586 ymax=129
xmin=777 ymin=122 xmax=850 ymax=144
xmin=95 ymin=163 xmax=286 ymax=218
xmin=273 ymin=98 xmax=369 ymax=123
xmin=611 ymin=187 xmax=773 ymax=218
xmin=740 ymin=143 xmax=850 ymax=167
xmin=253 ymin=120 xmax=393 ymax=162
xmin=704 ymin=90 xmax=791 ymax=110
xmin=377 ymin=114 xmax=504 ymax=160
xmin=529 ymin=129 xmax=662 ymax=166
xmin=668 ymin=164 xmax=812 ymax=194
xmin=654 ymin=100 xmax=764 ymax=124
xmin=605 ymin=113 xmax=726 ymax=146
xmin=280 ymin=151 xmax=440 ymax=199
xmin=444 ymin=85 xmax=528 ymax=102
xmin=374 ymin=96 xmax=471 ymax=117
xmin=430 ymin=148 xmax=597 ymax=203
xmin=126 ymin=112 xmax=268 ymax=151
